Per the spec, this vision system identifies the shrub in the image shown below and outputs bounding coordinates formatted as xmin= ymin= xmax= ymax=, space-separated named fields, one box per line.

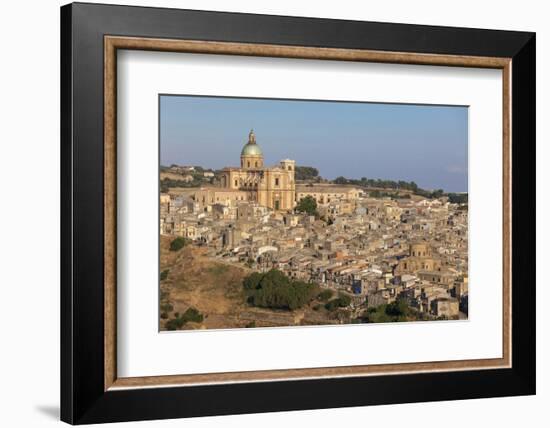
xmin=338 ymin=294 xmax=352 ymax=307
xmin=164 ymin=307 xmax=204 ymax=330
xmin=165 ymin=318 xmax=183 ymax=330
xmin=325 ymin=300 xmax=340 ymax=311
xmin=160 ymin=269 xmax=170 ymax=281
xmin=325 ymin=294 xmax=352 ymax=311
xmin=362 ymin=300 xmax=421 ymax=324
xmin=160 ymin=303 xmax=173 ymax=313
xmin=318 ymin=289 xmax=334 ymax=302
xmin=169 ymin=237 xmax=189 ymax=251
xmin=176 ymin=319 xmax=185 ymax=328
xmin=181 ymin=307 xmax=204 ymax=323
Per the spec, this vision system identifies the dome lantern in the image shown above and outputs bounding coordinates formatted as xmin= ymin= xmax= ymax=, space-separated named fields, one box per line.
xmin=240 ymin=129 xmax=263 ymax=168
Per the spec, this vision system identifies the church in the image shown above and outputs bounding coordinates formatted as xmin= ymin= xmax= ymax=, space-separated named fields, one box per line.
xmin=196 ymin=130 xmax=296 ymax=211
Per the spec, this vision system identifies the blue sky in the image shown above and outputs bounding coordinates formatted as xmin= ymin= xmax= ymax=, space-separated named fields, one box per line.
xmin=160 ymin=95 xmax=468 ymax=192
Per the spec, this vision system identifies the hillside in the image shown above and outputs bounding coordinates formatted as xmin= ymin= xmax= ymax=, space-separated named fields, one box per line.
xmin=159 ymin=236 xmax=341 ymax=330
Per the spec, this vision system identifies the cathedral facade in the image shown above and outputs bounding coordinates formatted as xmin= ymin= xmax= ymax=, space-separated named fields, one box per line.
xmin=218 ymin=130 xmax=296 ymax=211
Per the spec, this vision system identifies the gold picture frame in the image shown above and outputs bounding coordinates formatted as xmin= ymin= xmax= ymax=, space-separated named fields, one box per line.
xmin=103 ymin=36 xmax=512 ymax=391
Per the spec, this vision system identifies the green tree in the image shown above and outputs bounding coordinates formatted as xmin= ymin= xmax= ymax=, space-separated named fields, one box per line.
xmin=294 ymin=166 xmax=319 ymax=180
xmin=362 ymin=299 xmax=421 ymax=324
xmin=325 ymin=294 xmax=352 ymax=311
xmin=385 ymin=299 xmax=409 ymax=317
xmin=243 ymin=272 xmax=263 ymax=290
xmin=338 ymin=294 xmax=352 ymax=307
xmin=430 ymin=189 xmax=445 ymax=199
xmin=243 ymin=269 xmax=319 ymax=310
xmin=295 ymin=196 xmax=318 ymax=216
xmin=448 ymin=193 xmax=468 ymax=204
xmin=333 ymin=176 xmax=348 ymax=184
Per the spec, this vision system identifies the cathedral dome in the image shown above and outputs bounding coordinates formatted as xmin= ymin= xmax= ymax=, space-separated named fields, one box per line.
xmin=241 ymin=129 xmax=263 ymax=157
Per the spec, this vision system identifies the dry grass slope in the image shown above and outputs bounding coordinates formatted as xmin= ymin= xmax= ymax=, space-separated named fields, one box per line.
xmin=159 ymin=236 xmax=341 ymax=330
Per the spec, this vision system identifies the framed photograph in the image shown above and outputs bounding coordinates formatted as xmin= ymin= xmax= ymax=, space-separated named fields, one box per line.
xmin=61 ymin=2 xmax=535 ymax=424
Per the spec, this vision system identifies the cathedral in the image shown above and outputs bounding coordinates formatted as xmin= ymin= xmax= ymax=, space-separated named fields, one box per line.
xmin=195 ymin=130 xmax=296 ymax=211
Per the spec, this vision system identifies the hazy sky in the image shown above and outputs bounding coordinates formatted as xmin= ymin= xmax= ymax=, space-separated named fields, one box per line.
xmin=160 ymin=95 xmax=468 ymax=192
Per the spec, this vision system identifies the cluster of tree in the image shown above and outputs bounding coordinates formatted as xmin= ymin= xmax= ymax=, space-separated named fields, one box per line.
xmin=169 ymin=237 xmax=190 ymax=252
xmin=160 ymin=176 xmax=210 ymax=192
xmin=295 ymin=195 xmax=318 ymax=216
xmin=243 ymin=269 xmax=320 ymax=310
xmin=324 ymin=294 xmax=352 ymax=311
xmin=333 ymin=176 xmax=421 ymax=192
xmin=164 ymin=307 xmax=204 ymax=330
xmin=447 ymin=193 xmax=468 ymax=204
xmin=295 ymin=166 xmax=319 ymax=181
xmin=161 ymin=164 xmax=205 ymax=172
xmin=362 ymin=299 xmax=426 ymax=323
xmin=369 ymin=190 xmax=411 ymax=199
xmin=414 ymin=188 xmax=445 ymax=199
xmin=332 ymin=176 xmax=468 ymax=201
xmin=159 ymin=165 xmax=217 ymax=193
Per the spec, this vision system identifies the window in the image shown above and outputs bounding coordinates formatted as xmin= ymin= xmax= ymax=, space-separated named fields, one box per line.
xmin=255 ymin=161 xmax=258 ymax=167
xmin=288 ymin=165 xmax=292 ymax=171
xmin=275 ymin=178 xmax=279 ymax=186
xmin=247 ymin=161 xmax=250 ymax=168
xmin=234 ymin=180 xmax=238 ymax=187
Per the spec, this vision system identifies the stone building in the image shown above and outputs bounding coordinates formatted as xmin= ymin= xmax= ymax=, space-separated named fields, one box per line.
xmin=395 ymin=241 xmax=442 ymax=274
xmin=295 ymin=185 xmax=362 ymax=205
xmin=430 ymin=297 xmax=459 ymax=317
xmin=217 ymin=130 xmax=296 ymax=211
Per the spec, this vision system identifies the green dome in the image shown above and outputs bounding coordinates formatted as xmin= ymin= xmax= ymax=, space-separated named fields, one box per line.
xmin=241 ymin=129 xmax=263 ymax=157
xmin=241 ymin=143 xmax=263 ymax=156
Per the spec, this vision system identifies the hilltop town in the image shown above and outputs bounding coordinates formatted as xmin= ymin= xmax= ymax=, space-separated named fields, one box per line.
xmin=159 ymin=131 xmax=468 ymax=330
